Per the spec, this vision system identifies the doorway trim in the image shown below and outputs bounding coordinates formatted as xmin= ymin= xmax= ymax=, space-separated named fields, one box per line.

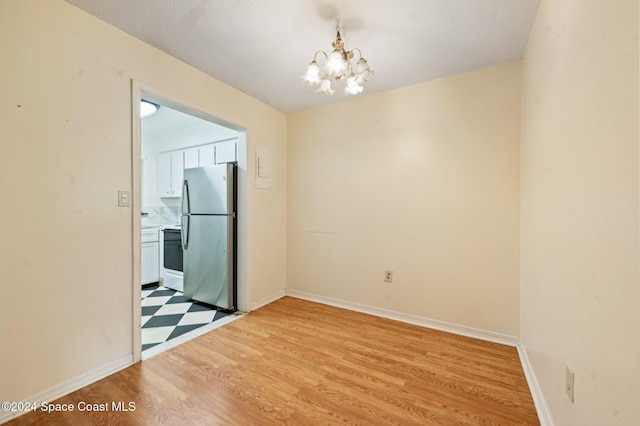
xmin=131 ymin=80 xmax=249 ymax=363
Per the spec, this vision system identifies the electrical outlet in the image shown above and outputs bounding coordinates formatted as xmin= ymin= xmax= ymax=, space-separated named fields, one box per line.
xmin=384 ymin=270 xmax=393 ymax=283
xmin=566 ymin=364 xmax=575 ymax=403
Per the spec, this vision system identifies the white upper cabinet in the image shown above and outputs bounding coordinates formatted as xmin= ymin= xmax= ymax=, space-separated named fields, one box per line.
xmin=215 ymin=139 xmax=237 ymax=164
xmin=183 ymin=147 xmax=199 ymax=169
xmin=158 ymin=140 xmax=237 ymax=198
xmin=199 ymin=144 xmax=215 ymax=167
xmin=171 ymin=151 xmax=184 ymax=197
xmin=158 ymin=151 xmax=184 ymax=198
xmin=199 ymin=141 xmax=237 ymax=166
xmin=158 ymin=152 xmax=171 ymax=198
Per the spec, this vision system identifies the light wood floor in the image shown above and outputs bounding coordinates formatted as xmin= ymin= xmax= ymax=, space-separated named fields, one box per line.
xmin=9 ymin=297 xmax=539 ymax=425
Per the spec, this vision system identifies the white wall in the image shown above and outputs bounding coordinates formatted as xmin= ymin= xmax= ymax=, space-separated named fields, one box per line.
xmin=520 ymin=0 xmax=640 ymax=424
xmin=0 ymin=0 xmax=286 ymax=408
xmin=287 ymin=62 xmax=521 ymax=337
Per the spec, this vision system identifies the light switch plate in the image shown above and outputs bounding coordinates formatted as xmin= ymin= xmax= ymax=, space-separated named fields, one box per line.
xmin=118 ymin=190 xmax=131 ymax=207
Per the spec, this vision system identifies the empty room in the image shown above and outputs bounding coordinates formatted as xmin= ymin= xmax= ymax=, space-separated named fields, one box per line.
xmin=1 ymin=0 xmax=638 ymax=425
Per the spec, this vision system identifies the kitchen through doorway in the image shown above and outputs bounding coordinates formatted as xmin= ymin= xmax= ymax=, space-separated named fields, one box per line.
xmin=133 ymin=89 xmax=248 ymax=360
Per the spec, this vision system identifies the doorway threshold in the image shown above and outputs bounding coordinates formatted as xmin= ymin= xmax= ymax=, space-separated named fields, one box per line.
xmin=141 ymin=285 xmax=243 ymax=360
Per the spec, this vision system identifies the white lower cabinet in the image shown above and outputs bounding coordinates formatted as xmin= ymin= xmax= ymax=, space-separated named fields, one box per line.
xmin=141 ymin=228 xmax=160 ymax=285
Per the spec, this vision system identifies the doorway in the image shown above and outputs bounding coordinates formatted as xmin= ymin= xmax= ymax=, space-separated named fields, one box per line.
xmin=132 ymin=84 xmax=248 ymax=361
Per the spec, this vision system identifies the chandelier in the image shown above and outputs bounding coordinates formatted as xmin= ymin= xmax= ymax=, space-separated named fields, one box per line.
xmin=301 ymin=24 xmax=374 ymax=96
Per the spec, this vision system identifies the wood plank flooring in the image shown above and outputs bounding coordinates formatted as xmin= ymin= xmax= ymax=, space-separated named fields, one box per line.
xmin=8 ymin=297 xmax=539 ymax=425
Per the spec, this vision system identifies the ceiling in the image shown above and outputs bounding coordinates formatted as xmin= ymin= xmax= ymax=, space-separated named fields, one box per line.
xmin=64 ymin=0 xmax=540 ymax=113
xmin=141 ymin=102 xmax=228 ymax=137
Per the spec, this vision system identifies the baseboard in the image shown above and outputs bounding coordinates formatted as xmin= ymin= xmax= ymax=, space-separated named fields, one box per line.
xmin=517 ymin=343 xmax=553 ymax=426
xmin=0 ymin=354 xmax=133 ymax=425
xmin=250 ymin=289 xmax=286 ymax=311
xmin=285 ymin=289 xmax=519 ymax=347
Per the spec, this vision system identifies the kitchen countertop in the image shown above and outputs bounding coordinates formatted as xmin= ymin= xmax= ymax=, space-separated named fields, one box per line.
xmin=162 ymin=224 xmax=181 ymax=230
xmin=141 ymin=224 xmax=181 ymax=229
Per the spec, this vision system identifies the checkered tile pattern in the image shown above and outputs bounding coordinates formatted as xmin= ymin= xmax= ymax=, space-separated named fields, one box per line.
xmin=141 ymin=285 xmax=230 ymax=352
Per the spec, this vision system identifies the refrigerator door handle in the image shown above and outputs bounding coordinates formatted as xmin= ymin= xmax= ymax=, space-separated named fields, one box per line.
xmin=181 ymin=179 xmax=190 ymax=250
xmin=181 ymin=178 xmax=190 ymax=215
xmin=181 ymin=215 xmax=189 ymax=250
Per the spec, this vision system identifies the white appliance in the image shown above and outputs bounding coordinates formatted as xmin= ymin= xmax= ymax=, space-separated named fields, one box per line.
xmin=161 ymin=225 xmax=183 ymax=292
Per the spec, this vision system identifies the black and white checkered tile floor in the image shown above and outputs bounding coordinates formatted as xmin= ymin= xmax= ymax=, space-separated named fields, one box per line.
xmin=141 ymin=285 xmax=232 ymax=354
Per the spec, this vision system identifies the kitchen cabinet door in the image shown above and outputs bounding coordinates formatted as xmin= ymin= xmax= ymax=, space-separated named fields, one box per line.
xmin=159 ymin=151 xmax=184 ymax=198
xmin=158 ymin=152 xmax=173 ymax=197
xmin=215 ymin=139 xmax=237 ymax=164
xmin=199 ymin=144 xmax=215 ymax=167
xmin=184 ymin=147 xmax=199 ymax=169
xmin=171 ymin=151 xmax=184 ymax=196
xmin=141 ymin=241 xmax=159 ymax=285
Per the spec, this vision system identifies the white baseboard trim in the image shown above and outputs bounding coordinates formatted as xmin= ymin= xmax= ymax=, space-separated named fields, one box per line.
xmin=250 ymin=289 xmax=286 ymax=311
xmin=285 ymin=289 xmax=519 ymax=347
xmin=517 ymin=343 xmax=553 ymax=426
xmin=0 ymin=354 xmax=133 ymax=425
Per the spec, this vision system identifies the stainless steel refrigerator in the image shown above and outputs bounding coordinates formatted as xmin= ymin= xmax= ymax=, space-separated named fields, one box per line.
xmin=181 ymin=164 xmax=235 ymax=310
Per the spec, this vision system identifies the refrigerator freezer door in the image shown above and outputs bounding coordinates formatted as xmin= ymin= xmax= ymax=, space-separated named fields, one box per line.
xmin=182 ymin=164 xmax=233 ymax=215
xmin=182 ymin=215 xmax=234 ymax=309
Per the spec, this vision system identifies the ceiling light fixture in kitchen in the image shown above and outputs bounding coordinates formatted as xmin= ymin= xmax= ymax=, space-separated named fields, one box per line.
xmin=140 ymin=100 xmax=159 ymax=118
xmin=301 ymin=23 xmax=374 ymax=96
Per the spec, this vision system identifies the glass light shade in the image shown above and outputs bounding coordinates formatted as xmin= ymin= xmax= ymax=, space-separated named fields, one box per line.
xmin=355 ymin=58 xmax=373 ymax=83
xmin=316 ymin=77 xmax=335 ymax=95
xmin=301 ymin=61 xmax=321 ymax=85
xmin=140 ymin=100 xmax=158 ymax=118
xmin=343 ymin=75 xmax=363 ymax=95
xmin=325 ymin=49 xmax=347 ymax=79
